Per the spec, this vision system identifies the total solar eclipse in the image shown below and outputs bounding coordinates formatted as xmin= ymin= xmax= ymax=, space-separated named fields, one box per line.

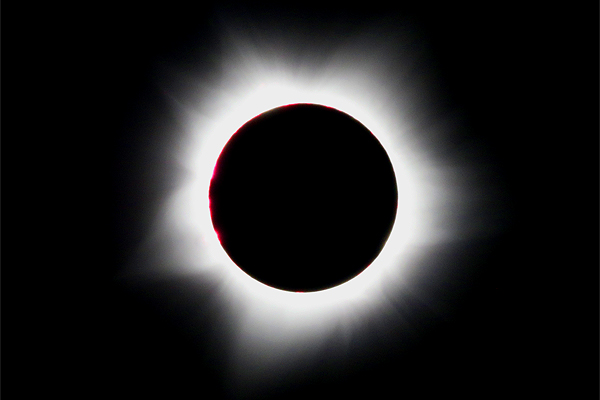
xmin=209 ymin=103 xmax=398 ymax=292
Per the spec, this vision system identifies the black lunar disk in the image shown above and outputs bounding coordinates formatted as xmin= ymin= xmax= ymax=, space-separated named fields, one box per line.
xmin=209 ymin=104 xmax=398 ymax=292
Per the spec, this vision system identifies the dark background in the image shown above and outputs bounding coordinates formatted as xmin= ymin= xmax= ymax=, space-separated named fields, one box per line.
xmin=8 ymin=2 xmax=597 ymax=398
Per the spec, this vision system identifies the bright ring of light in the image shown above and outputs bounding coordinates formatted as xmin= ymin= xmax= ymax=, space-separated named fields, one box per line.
xmin=127 ymin=22 xmax=473 ymax=391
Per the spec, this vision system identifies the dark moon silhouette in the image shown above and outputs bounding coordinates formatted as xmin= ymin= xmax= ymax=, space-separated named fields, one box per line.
xmin=209 ymin=103 xmax=398 ymax=292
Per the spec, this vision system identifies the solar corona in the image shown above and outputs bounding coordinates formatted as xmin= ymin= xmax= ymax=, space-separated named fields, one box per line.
xmin=128 ymin=18 xmax=491 ymax=393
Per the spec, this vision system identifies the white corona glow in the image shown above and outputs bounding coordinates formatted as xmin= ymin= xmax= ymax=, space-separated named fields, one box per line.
xmin=184 ymin=81 xmax=420 ymax=307
xmin=175 ymin=79 xmax=428 ymax=376
xmin=123 ymin=20 xmax=478 ymax=392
